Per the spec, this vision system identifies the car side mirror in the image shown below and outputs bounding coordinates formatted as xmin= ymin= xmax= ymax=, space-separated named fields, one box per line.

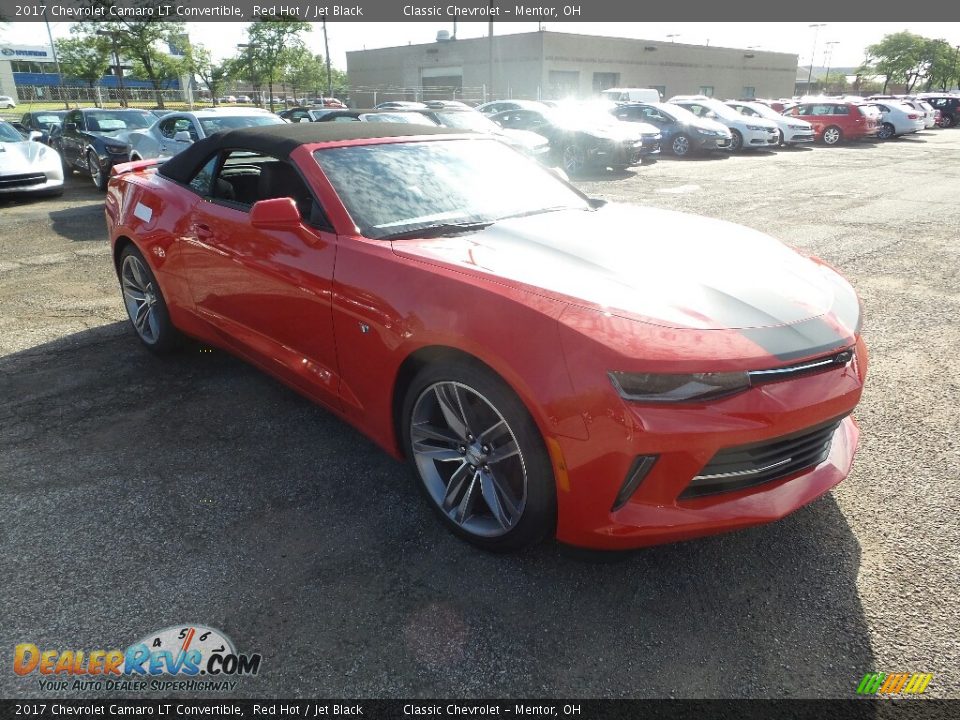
xmin=64 ymin=122 xmax=77 ymax=133
xmin=705 ymin=111 xmax=717 ymax=119
xmin=298 ymin=117 xmax=311 ymax=123
xmin=173 ymin=130 xmax=193 ymax=144
xmin=28 ymin=131 xmax=43 ymax=142
xmin=250 ymin=197 xmax=302 ymax=229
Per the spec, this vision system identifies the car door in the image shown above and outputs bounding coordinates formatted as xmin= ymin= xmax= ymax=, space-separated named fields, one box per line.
xmin=61 ymin=110 xmax=84 ymax=166
xmin=180 ymin=150 xmax=342 ymax=409
xmin=157 ymin=116 xmax=197 ymax=159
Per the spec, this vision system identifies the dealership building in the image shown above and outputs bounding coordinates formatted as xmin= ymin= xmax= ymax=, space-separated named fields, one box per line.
xmin=347 ymin=30 xmax=798 ymax=105
xmin=0 ymin=42 xmax=183 ymax=103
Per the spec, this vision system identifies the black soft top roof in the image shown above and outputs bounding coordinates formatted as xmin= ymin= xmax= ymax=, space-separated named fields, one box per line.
xmin=159 ymin=122 xmax=462 ymax=184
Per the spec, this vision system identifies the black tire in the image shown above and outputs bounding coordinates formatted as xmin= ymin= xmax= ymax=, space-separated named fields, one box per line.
xmin=728 ymin=129 xmax=743 ymax=152
xmin=878 ymin=122 xmax=895 ymax=140
xmin=670 ymin=133 xmax=692 ymax=157
xmin=118 ymin=244 xmax=182 ymax=354
xmin=821 ymin=125 xmax=843 ymax=146
xmin=401 ymin=359 xmax=557 ymax=552
xmin=777 ymin=129 xmax=785 ymax=147
xmin=560 ymin=142 xmax=586 ymax=176
xmin=88 ymin=150 xmax=109 ymax=191
xmin=938 ymin=113 xmax=955 ymax=128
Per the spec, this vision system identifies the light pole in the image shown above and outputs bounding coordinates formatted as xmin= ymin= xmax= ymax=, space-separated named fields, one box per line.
xmin=96 ymin=30 xmax=126 ymax=107
xmin=321 ymin=16 xmax=332 ymax=98
xmin=44 ymin=19 xmax=69 ymax=109
xmin=823 ymin=41 xmax=839 ymax=94
xmin=806 ymin=24 xmax=827 ymax=94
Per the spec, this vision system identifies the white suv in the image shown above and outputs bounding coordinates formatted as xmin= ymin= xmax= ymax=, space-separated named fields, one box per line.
xmin=668 ymin=95 xmax=778 ymax=151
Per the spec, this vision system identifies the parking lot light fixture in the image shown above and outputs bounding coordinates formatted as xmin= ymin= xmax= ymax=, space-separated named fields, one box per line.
xmin=806 ymin=24 xmax=827 ymax=93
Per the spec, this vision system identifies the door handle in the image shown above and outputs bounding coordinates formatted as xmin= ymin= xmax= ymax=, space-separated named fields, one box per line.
xmin=194 ymin=223 xmax=214 ymax=240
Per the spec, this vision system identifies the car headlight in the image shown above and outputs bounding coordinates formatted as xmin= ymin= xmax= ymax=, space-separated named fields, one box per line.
xmin=104 ymin=144 xmax=128 ymax=155
xmin=745 ymin=124 xmax=768 ymax=131
xmin=608 ymin=371 xmax=751 ymax=403
xmin=788 ymin=124 xmax=808 ymax=130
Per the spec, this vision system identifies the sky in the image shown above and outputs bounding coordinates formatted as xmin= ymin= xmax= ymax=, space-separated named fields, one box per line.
xmin=4 ymin=21 xmax=960 ymax=71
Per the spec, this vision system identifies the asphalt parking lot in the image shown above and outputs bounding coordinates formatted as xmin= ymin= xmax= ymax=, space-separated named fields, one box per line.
xmin=1 ymin=131 xmax=958 ymax=699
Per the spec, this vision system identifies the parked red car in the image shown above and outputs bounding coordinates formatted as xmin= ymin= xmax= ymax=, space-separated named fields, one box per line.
xmin=105 ymin=124 xmax=867 ymax=551
xmin=784 ymin=101 xmax=881 ymax=145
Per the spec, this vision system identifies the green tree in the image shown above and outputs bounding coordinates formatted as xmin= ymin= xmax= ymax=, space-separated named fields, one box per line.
xmin=283 ymin=48 xmax=322 ymax=104
xmin=77 ymin=4 xmax=190 ymax=108
xmin=56 ymin=35 xmax=112 ymax=100
xmin=863 ymin=31 xmax=936 ymax=93
xmin=243 ymin=18 xmax=310 ymax=111
xmin=925 ymin=40 xmax=960 ymax=92
xmin=193 ymin=46 xmax=233 ymax=107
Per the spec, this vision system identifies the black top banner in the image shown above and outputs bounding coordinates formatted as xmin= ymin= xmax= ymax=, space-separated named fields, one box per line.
xmin=1 ymin=0 xmax=959 ymax=22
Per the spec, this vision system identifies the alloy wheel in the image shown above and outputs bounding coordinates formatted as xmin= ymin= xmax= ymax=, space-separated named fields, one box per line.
xmin=121 ymin=254 xmax=161 ymax=345
xmin=88 ymin=153 xmax=102 ymax=189
xmin=672 ymin=135 xmax=690 ymax=156
xmin=410 ymin=381 xmax=527 ymax=538
xmin=823 ymin=127 xmax=841 ymax=145
xmin=729 ymin=130 xmax=743 ymax=151
xmin=562 ymin=144 xmax=585 ymax=175
xmin=878 ymin=123 xmax=894 ymax=140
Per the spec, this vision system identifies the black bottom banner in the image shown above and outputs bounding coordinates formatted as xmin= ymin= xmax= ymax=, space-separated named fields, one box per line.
xmin=1 ymin=700 xmax=958 ymax=720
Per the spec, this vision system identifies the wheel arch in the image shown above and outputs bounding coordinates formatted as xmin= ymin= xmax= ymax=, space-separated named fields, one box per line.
xmin=390 ymin=344 xmax=556 ymax=462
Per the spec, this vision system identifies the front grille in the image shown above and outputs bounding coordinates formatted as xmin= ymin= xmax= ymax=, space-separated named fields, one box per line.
xmin=0 ymin=173 xmax=46 ymax=189
xmin=680 ymin=415 xmax=847 ymax=499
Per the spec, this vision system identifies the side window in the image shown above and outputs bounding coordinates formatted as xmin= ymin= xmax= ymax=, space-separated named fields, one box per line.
xmin=211 ymin=149 xmax=329 ymax=228
xmin=68 ymin=111 xmax=84 ymax=130
xmin=833 ymin=104 xmax=850 ymax=116
xmin=189 ymin=153 xmax=219 ymax=196
xmin=158 ymin=118 xmax=177 ymax=139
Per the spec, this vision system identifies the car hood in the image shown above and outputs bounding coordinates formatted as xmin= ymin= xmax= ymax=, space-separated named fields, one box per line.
xmin=0 ymin=140 xmax=49 ymax=171
xmin=556 ymin=120 xmax=645 ymax=141
xmin=393 ymin=204 xmax=846 ymax=331
xmin=497 ymin=128 xmax=549 ymax=148
xmin=691 ymin=118 xmax=731 ymax=134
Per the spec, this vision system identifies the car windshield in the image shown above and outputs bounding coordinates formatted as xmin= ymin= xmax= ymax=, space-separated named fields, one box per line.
xmin=360 ymin=112 xmax=438 ymax=125
xmin=696 ymin=101 xmax=740 ymax=120
xmin=657 ymin=102 xmax=699 ymax=123
xmin=88 ymin=111 xmax=155 ymax=131
xmin=741 ymin=103 xmax=780 ymax=120
xmin=433 ymin=111 xmax=500 ymax=132
xmin=198 ymin=115 xmax=284 ymax=134
xmin=35 ymin=113 xmax=65 ymax=128
xmin=548 ymin=106 xmax=620 ymax=129
xmin=0 ymin=122 xmax=23 ymax=142
xmin=313 ymin=138 xmax=590 ymax=240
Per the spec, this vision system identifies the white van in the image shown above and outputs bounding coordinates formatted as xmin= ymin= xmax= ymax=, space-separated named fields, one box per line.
xmin=600 ymin=88 xmax=662 ymax=104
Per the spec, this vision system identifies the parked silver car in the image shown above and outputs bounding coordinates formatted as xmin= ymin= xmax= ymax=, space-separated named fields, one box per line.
xmin=0 ymin=120 xmax=63 ymax=197
xmin=126 ymin=108 xmax=284 ymax=161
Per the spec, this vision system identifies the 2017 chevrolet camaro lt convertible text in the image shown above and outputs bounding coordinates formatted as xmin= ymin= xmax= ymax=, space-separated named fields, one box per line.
xmin=106 ymin=124 xmax=867 ymax=552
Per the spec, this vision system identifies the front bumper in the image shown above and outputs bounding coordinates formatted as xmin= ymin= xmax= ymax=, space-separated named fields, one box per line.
xmin=0 ymin=170 xmax=63 ymax=194
xmin=783 ymin=129 xmax=815 ymax=144
xmin=587 ymin=138 xmax=645 ymax=167
xmin=551 ymin=335 xmax=867 ymax=549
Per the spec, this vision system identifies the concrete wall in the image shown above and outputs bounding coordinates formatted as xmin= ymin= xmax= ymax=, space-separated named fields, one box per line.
xmin=346 ymin=31 xmax=798 ymax=105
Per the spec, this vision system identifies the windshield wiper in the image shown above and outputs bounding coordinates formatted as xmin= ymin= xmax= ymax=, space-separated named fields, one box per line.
xmin=380 ymin=220 xmax=494 ymax=241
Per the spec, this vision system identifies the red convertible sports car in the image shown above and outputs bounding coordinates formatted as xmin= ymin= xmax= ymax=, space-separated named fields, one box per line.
xmin=106 ymin=124 xmax=867 ymax=552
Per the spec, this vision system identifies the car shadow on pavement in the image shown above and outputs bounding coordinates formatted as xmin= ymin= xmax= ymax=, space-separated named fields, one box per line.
xmin=48 ymin=202 xmax=108 ymax=242
xmin=0 ymin=324 xmax=875 ymax=700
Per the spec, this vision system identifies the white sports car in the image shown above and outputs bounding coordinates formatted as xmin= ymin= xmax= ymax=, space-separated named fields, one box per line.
xmin=0 ymin=121 xmax=63 ymax=197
